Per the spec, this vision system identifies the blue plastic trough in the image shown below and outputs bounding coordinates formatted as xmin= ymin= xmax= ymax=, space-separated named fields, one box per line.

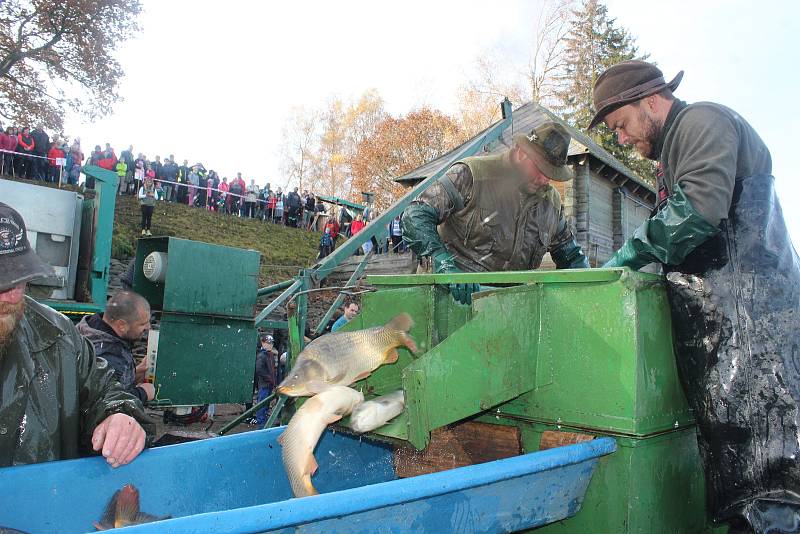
xmin=0 ymin=429 xmax=615 ymax=533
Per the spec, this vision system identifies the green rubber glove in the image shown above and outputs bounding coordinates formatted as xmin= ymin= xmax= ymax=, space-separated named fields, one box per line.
xmin=432 ymin=250 xmax=481 ymax=306
xmin=551 ymin=238 xmax=590 ymax=269
xmin=603 ymin=183 xmax=720 ymax=270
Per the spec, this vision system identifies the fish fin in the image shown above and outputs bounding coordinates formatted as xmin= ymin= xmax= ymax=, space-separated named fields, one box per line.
xmin=277 ymin=430 xmax=285 ymax=445
xmin=401 ymin=334 xmax=418 ymax=354
xmin=325 ymin=413 xmax=343 ymax=424
xmin=93 ymin=522 xmax=108 ymax=531
xmin=306 ymin=453 xmax=319 ymax=475
xmin=353 ymin=370 xmax=372 ymax=382
xmin=134 ymin=512 xmax=170 ymax=523
xmin=114 ymin=485 xmax=140 ymax=524
xmin=97 ymin=488 xmax=120 ymax=528
xmin=384 ymin=348 xmax=399 ymax=364
xmin=386 ymin=313 xmax=413 ymax=333
xmin=302 ymin=474 xmax=319 ymax=497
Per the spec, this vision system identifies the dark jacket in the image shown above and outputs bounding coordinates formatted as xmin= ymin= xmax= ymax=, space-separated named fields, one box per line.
xmin=256 ymin=348 xmax=277 ymax=389
xmin=655 ymin=100 xmax=772 ymax=226
xmin=30 ymin=129 xmax=49 ymax=156
xmin=162 ymin=161 xmax=179 ymax=182
xmin=76 ymin=314 xmax=148 ymax=404
xmin=0 ymin=298 xmax=149 ymax=467
xmin=304 ymin=196 xmax=316 ymax=211
xmin=286 ymin=192 xmax=302 ymax=209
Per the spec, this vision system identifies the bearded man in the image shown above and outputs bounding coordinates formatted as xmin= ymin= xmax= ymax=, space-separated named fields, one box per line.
xmin=0 ymin=202 xmax=150 ymax=467
xmin=592 ymin=60 xmax=799 ymax=533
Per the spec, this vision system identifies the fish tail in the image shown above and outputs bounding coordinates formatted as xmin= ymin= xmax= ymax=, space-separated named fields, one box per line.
xmin=386 ymin=313 xmax=413 ymax=333
xmin=302 ymin=474 xmax=319 ymax=497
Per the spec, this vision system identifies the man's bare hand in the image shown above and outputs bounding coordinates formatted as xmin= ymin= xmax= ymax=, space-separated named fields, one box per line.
xmin=91 ymin=413 xmax=146 ymax=468
xmin=137 ymin=382 xmax=155 ymax=401
xmin=134 ymin=358 xmax=148 ymax=383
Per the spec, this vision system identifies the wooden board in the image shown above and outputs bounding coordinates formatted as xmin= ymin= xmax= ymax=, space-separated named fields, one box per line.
xmin=539 ymin=430 xmax=595 ymax=451
xmin=393 ymin=421 xmax=522 ymax=478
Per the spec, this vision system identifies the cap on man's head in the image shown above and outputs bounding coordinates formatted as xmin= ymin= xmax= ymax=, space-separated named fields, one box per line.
xmin=261 ymin=334 xmax=274 ymax=343
xmin=589 ymin=60 xmax=683 ymax=129
xmin=513 ymin=120 xmax=574 ymax=182
xmin=0 ymin=202 xmax=56 ymax=292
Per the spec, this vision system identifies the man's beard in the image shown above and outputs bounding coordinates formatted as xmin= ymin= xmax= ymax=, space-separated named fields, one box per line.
xmin=0 ymin=299 xmax=25 ymax=348
xmin=637 ymin=107 xmax=664 ymax=160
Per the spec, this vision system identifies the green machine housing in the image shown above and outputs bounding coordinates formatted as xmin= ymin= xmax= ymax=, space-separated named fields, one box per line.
xmin=133 ymin=237 xmax=260 ymax=406
xmin=328 ymin=269 xmax=716 ymax=533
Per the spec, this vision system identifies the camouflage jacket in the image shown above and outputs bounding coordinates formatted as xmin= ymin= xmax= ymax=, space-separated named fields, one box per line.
xmin=414 ymin=151 xmax=579 ymax=272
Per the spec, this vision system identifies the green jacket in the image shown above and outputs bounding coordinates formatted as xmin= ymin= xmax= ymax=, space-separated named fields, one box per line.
xmin=0 ymin=297 xmax=150 ymax=467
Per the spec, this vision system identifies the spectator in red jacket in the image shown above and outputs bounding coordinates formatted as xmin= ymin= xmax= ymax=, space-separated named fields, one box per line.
xmin=0 ymin=126 xmax=13 ymax=176
xmin=16 ymin=127 xmax=35 ymax=179
xmin=47 ymin=142 xmax=66 ymax=184
xmin=324 ymin=215 xmax=340 ymax=250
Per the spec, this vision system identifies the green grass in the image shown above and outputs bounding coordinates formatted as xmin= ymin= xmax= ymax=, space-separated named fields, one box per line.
xmin=113 ymin=196 xmax=320 ymax=284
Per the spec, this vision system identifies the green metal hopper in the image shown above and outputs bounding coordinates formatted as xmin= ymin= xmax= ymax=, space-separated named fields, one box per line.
xmin=329 ymin=268 xmax=714 ymax=533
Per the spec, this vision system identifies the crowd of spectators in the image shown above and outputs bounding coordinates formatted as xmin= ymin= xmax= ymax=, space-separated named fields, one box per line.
xmin=0 ymin=124 xmax=83 ymax=184
xmin=0 ymin=126 xmax=408 ymax=254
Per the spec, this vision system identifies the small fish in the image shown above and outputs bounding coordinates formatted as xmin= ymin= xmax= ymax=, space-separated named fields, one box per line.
xmin=277 ymin=313 xmax=417 ymax=396
xmin=349 ymin=390 xmax=406 ymax=434
xmin=94 ymin=484 xmax=169 ymax=530
xmin=278 ymin=386 xmax=364 ymax=497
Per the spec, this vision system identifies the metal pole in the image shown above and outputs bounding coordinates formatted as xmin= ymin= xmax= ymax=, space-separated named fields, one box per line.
xmin=217 ymin=392 xmax=276 ymax=435
xmin=263 ymin=395 xmax=287 ymax=429
xmin=254 ymin=278 xmax=302 ymax=326
xmin=257 ymin=279 xmax=295 ymax=298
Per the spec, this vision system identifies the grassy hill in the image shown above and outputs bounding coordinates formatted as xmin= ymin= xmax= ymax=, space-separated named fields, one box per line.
xmin=113 ymin=195 xmax=320 ymax=284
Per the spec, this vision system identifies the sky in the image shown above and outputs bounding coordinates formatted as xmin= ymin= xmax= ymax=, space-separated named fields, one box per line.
xmin=65 ymin=0 xmax=800 ymax=240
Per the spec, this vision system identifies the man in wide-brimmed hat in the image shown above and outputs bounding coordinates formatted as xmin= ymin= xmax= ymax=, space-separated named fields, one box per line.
xmin=0 ymin=202 xmax=151 ymax=467
xmin=403 ymin=119 xmax=589 ymax=305
xmin=592 ymin=60 xmax=799 ymax=532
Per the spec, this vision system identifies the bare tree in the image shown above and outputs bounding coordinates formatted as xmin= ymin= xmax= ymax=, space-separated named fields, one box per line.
xmin=0 ymin=0 xmax=142 ymax=129
xmin=279 ymin=106 xmax=320 ymax=191
xmin=525 ymin=0 xmax=574 ymax=106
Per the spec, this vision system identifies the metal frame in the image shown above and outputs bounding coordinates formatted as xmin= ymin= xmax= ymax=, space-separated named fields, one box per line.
xmin=246 ymin=100 xmax=515 ymax=428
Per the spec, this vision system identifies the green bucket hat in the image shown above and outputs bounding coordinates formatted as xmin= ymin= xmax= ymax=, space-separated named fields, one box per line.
xmin=513 ymin=121 xmax=574 ymax=182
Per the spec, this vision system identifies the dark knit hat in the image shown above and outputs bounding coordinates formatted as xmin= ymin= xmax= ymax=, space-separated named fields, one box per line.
xmin=589 ymin=60 xmax=683 ymax=129
xmin=0 ymin=202 xmax=55 ymax=292
xmin=513 ymin=120 xmax=574 ymax=182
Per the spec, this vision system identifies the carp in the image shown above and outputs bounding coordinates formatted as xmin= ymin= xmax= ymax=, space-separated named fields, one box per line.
xmin=349 ymin=389 xmax=405 ymax=434
xmin=278 ymin=386 xmax=364 ymax=497
xmin=94 ymin=484 xmax=169 ymax=530
xmin=277 ymin=313 xmax=416 ymax=397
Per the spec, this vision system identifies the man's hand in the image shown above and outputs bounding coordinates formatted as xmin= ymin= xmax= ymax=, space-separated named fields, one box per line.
xmin=136 ymin=382 xmax=155 ymax=401
xmin=91 ymin=413 xmax=146 ymax=468
xmin=134 ymin=358 xmax=148 ymax=383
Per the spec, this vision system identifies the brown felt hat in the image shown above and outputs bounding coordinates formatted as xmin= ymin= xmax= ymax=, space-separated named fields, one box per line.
xmin=589 ymin=60 xmax=683 ymax=130
xmin=513 ymin=121 xmax=574 ymax=182
xmin=0 ymin=202 xmax=55 ymax=292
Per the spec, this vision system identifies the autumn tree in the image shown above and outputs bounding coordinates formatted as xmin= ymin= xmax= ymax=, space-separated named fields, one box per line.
xmin=279 ymin=106 xmax=320 ymax=192
xmin=279 ymin=89 xmax=386 ymax=198
xmin=455 ymin=51 xmax=527 ymax=138
xmin=351 ymin=108 xmax=462 ymax=209
xmin=0 ymin=0 xmax=142 ymax=130
xmin=552 ymin=0 xmax=656 ymax=183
